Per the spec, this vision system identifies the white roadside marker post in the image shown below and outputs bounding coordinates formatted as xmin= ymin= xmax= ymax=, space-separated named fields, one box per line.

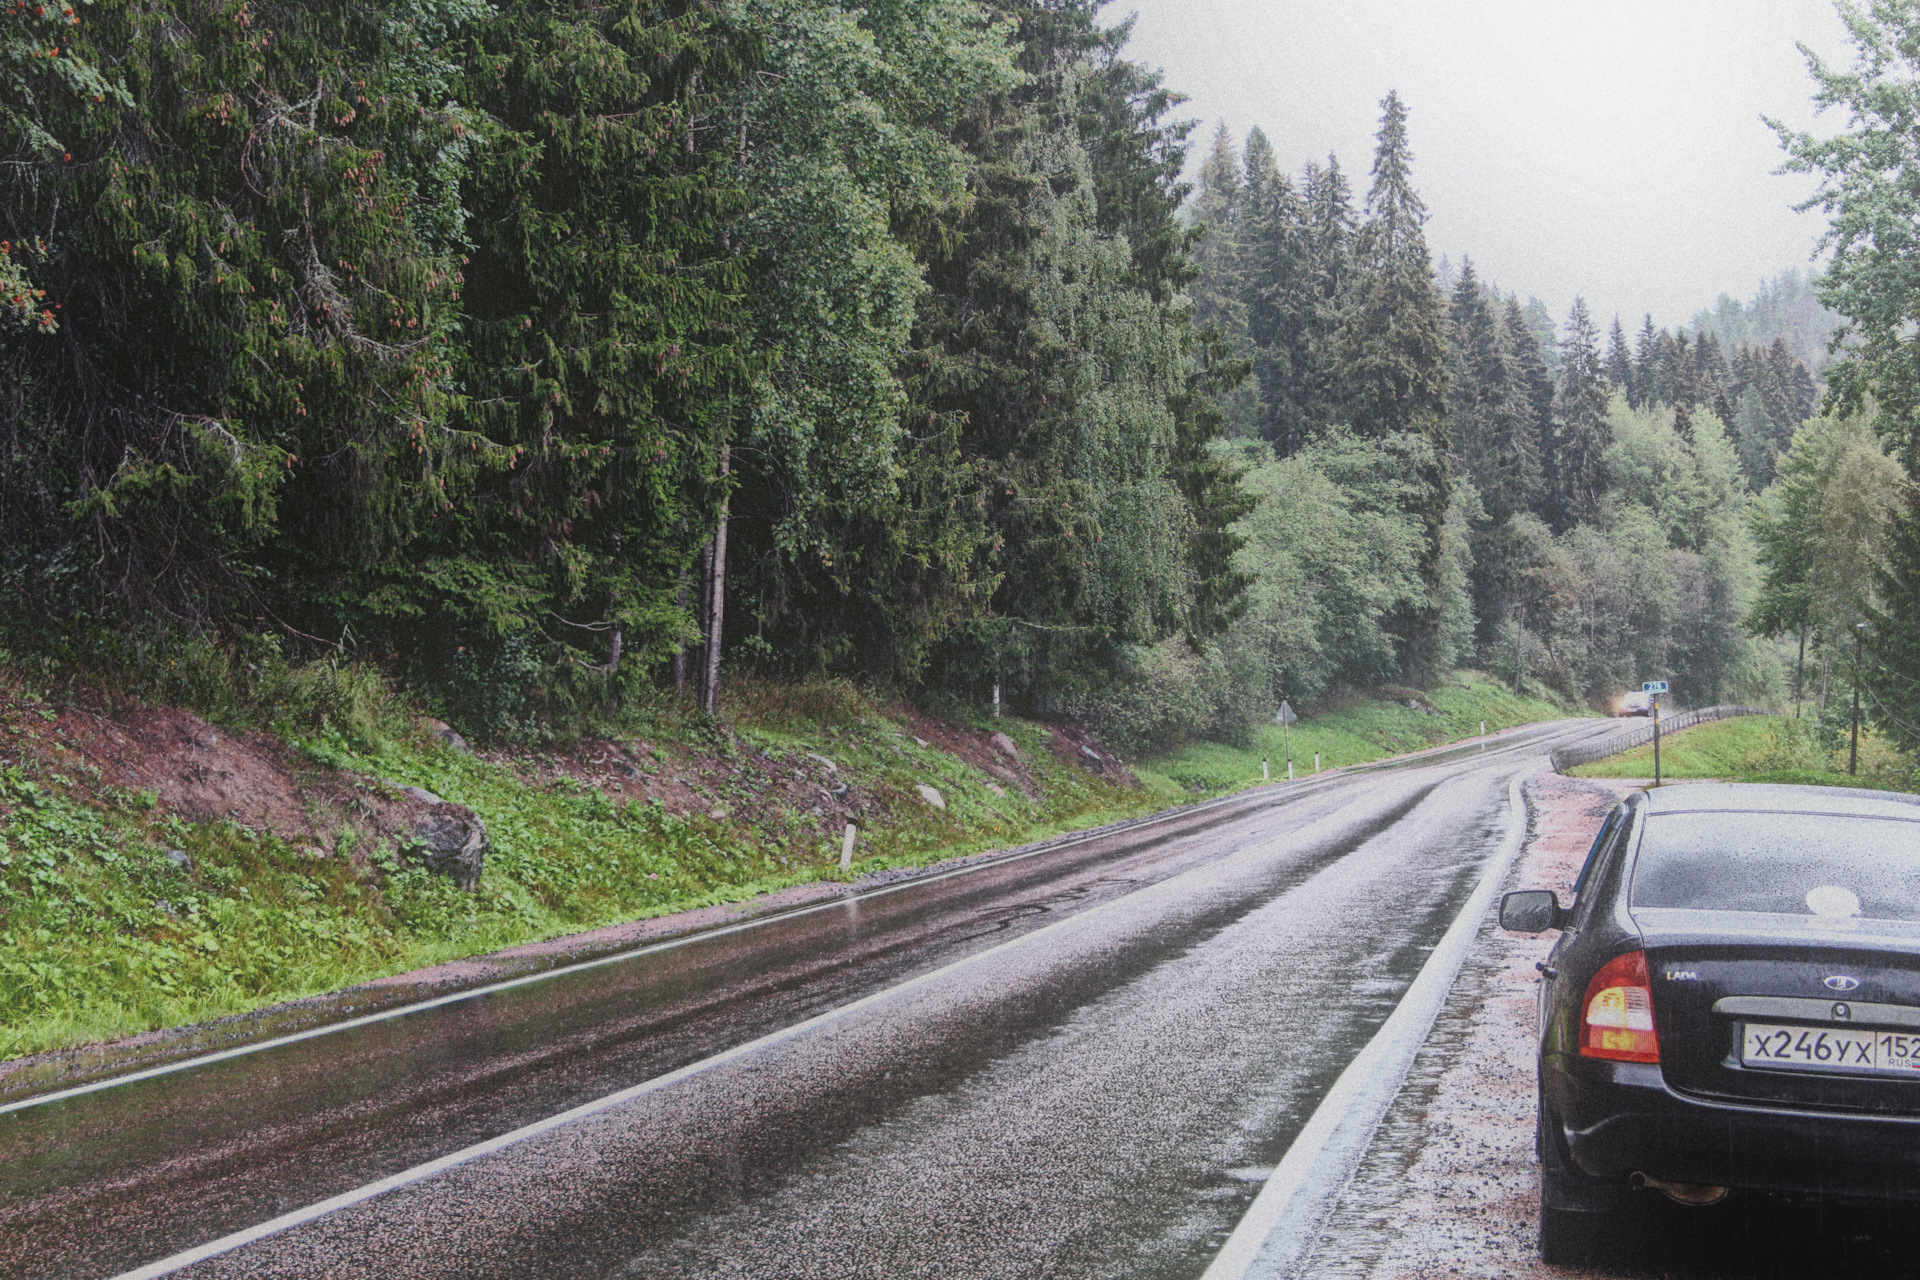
xmin=1262 ymin=758 xmax=1270 ymax=782
xmin=840 ymin=823 xmax=857 ymax=873
xmin=1314 ymin=752 xmax=1320 ymax=774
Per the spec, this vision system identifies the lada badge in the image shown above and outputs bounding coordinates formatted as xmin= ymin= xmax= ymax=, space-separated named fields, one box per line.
xmin=1825 ymin=975 xmax=1862 ymax=993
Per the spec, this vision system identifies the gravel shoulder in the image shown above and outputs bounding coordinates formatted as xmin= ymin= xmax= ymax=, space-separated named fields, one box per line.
xmin=1296 ymin=771 xmax=1632 ymax=1279
xmin=1296 ymin=774 xmax=1920 ymax=1280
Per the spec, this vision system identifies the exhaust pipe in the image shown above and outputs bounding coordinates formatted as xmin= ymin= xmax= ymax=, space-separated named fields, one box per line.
xmin=1631 ymin=1172 xmax=1729 ymax=1206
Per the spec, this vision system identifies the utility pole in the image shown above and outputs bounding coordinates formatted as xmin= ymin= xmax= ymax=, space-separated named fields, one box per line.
xmin=1851 ymin=621 xmax=1867 ymax=776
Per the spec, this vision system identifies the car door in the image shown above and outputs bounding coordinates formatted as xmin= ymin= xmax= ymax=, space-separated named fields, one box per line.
xmin=1540 ymin=800 xmax=1637 ymax=1050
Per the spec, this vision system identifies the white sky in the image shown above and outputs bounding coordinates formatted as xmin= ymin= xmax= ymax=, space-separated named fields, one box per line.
xmin=1112 ymin=0 xmax=1856 ymax=332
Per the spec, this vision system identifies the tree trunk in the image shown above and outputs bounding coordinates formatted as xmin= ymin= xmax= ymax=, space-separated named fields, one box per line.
xmin=692 ymin=535 xmax=715 ymax=697
xmin=608 ymin=533 xmax=623 ymax=681
xmin=673 ymin=577 xmax=688 ymax=694
xmin=1818 ymin=651 xmax=1830 ymax=718
xmin=702 ymin=443 xmax=730 ymax=716
xmin=1794 ymin=625 xmax=1807 ymax=717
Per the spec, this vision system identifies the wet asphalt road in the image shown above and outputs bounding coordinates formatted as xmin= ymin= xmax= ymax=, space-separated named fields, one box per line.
xmin=0 ymin=720 xmax=1614 ymax=1280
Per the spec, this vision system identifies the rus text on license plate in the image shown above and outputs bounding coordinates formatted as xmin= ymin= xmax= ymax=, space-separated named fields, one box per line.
xmin=1742 ymin=1022 xmax=1920 ymax=1074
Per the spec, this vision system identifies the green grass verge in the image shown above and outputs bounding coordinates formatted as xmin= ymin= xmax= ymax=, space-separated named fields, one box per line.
xmin=1569 ymin=714 xmax=1915 ymax=793
xmin=1134 ymin=671 xmax=1578 ymax=797
xmin=0 ymin=682 xmax=1155 ymax=1062
xmin=1568 ymin=715 xmax=1780 ymax=780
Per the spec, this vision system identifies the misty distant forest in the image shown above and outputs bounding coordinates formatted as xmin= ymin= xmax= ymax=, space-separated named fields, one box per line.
xmin=4 ymin=0 xmax=1920 ymax=760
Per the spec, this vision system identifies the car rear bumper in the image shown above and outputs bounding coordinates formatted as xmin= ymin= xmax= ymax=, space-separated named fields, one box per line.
xmin=1545 ymin=1054 xmax=1920 ymax=1204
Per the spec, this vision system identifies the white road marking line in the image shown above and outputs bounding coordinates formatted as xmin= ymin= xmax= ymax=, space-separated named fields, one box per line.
xmin=3 ymin=768 xmax=1355 ymax=1119
xmin=104 ymin=778 xmax=1436 ymax=1280
xmin=1201 ymin=763 xmax=1544 ymax=1280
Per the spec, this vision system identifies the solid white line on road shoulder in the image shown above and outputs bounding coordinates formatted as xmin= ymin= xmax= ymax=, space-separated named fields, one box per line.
xmin=103 ymin=779 xmax=1426 ymax=1280
xmin=1200 ymin=762 xmax=1545 ymax=1280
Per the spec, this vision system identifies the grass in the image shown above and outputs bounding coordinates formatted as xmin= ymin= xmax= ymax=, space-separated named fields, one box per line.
xmin=1134 ymin=671 xmax=1579 ymax=797
xmin=1 ymin=666 xmax=1584 ymax=1063
xmin=1569 ymin=713 xmax=1916 ymax=793
xmin=0 ymin=676 xmax=1157 ymax=1061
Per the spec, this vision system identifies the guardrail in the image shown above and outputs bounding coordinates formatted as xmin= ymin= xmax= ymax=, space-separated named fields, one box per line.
xmin=1549 ymin=705 xmax=1775 ymax=774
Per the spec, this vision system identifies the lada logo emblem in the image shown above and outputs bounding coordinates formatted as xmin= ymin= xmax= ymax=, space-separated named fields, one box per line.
xmin=1824 ymin=975 xmax=1861 ymax=992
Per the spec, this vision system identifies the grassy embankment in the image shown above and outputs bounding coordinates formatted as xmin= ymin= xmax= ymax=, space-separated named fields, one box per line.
xmin=0 ymin=676 xmax=1152 ymax=1062
xmin=1 ymin=668 xmax=1576 ymax=1062
xmin=1569 ymin=713 xmax=1913 ymax=791
xmin=1135 ymin=670 xmax=1577 ymax=796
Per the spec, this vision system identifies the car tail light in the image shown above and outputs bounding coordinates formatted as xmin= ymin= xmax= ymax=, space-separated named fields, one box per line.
xmin=1579 ymin=948 xmax=1660 ymax=1063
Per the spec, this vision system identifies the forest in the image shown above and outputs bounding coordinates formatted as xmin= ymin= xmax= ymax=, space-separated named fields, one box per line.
xmin=2 ymin=0 xmax=1915 ymax=762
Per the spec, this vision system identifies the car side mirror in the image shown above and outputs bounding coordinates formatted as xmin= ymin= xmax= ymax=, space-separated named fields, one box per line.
xmin=1500 ymin=889 xmax=1566 ymax=933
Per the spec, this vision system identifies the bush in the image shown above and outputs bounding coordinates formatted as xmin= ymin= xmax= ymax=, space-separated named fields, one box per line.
xmin=1068 ymin=640 xmax=1261 ymax=756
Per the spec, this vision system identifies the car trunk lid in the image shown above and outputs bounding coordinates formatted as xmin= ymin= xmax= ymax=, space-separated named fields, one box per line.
xmin=1638 ymin=908 xmax=1920 ymax=1114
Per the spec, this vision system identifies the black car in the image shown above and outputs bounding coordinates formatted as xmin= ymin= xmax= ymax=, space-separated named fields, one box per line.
xmin=1501 ymin=783 xmax=1920 ymax=1262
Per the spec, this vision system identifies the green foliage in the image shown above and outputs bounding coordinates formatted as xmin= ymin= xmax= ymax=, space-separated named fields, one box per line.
xmin=1548 ymin=299 xmax=1612 ymax=531
xmin=908 ymin=2 xmax=1244 ymax=712
xmin=1570 ymin=714 xmax=1911 ymax=790
xmin=1219 ymin=430 xmax=1425 ymax=709
xmin=2 ymin=0 xmax=487 ymax=631
xmin=1749 ymin=413 xmax=1905 ymax=653
xmin=394 ymin=0 xmax=753 ymax=676
xmin=1331 ymin=91 xmax=1449 ymax=680
xmin=1772 ymin=4 xmax=1920 ymax=465
xmin=1135 ymin=670 xmax=1571 ymax=796
xmin=722 ymin=0 xmax=1018 ymax=681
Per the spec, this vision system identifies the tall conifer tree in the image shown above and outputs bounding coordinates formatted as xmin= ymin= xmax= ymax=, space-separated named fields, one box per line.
xmin=1502 ymin=296 xmax=1554 ymax=519
xmin=1333 ymin=91 xmax=1449 ymax=680
xmin=1190 ymin=122 xmax=1246 ymax=346
xmin=1549 ymin=298 xmax=1613 ymax=531
xmin=1605 ymin=318 xmax=1634 ymax=396
xmin=1632 ymin=314 xmax=1660 ymax=410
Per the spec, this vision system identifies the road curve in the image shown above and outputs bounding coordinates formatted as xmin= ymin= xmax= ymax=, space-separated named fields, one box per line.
xmin=0 ymin=718 xmax=1614 ymax=1280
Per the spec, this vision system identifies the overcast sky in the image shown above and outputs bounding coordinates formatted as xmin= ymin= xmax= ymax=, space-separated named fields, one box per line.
xmin=1112 ymin=0 xmax=1856 ymax=332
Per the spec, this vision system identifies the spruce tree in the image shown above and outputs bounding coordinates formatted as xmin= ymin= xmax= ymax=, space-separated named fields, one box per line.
xmin=1605 ymin=318 xmax=1634 ymax=396
xmin=1502 ymin=295 xmax=1555 ymax=518
xmin=0 ymin=0 xmax=500 ymax=637
xmin=1695 ymin=331 xmax=1735 ymax=423
xmin=1189 ymin=122 xmax=1246 ymax=346
xmin=1633 ymin=314 xmax=1660 ymax=410
xmin=1294 ymin=156 xmax=1357 ymax=449
xmin=1333 ymin=91 xmax=1450 ymax=681
xmin=1446 ymin=259 xmax=1508 ymax=497
xmin=1548 ymin=298 xmax=1612 ymax=531
xmin=1240 ymin=130 xmax=1317 ymax=453
xmin=1524 ymin=298 xmax=1562 ymax=380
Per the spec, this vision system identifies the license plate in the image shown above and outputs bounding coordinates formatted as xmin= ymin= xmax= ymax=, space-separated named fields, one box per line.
xmin=1742 ymin=1022 xmax=1920 ymax=1075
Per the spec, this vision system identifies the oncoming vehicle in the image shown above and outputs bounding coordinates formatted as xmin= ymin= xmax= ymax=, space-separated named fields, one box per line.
xmin=1500 ymin=783 xmax=1920 ymax=1263
xmin=1615 ymin=690 xmax=1652 ymax=717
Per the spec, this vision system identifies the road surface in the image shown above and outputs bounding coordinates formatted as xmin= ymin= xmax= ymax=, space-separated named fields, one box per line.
xmin=0 ymin=720 xmax=1614 ymax=1280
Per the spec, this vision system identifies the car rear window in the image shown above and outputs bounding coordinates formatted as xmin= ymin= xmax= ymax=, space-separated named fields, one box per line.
xmin=1632 ymin=812 xmax=1920 ymax=922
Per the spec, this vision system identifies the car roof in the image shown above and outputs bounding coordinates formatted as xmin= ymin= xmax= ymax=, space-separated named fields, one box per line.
xmin=1639 ymin=782 xmax=1920 ymax=822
